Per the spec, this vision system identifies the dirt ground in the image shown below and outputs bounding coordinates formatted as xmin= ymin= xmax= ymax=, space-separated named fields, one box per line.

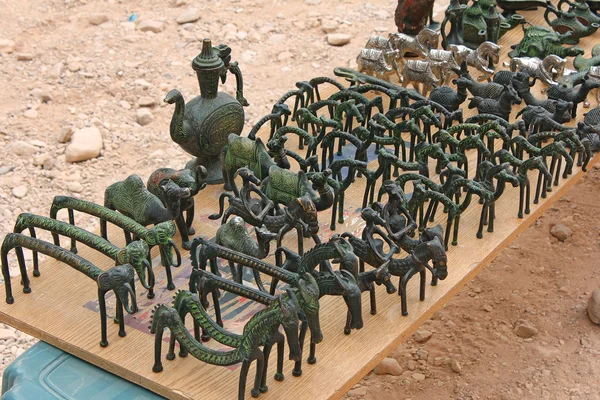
xmin=0 ymin=0 xmax=599 ymax=398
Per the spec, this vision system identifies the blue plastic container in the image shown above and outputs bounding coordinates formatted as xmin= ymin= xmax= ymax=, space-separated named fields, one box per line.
xmin=1 ymin=341 xmax=164 ymax=399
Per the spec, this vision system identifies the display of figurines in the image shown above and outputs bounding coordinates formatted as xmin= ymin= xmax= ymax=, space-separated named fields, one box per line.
xmin=165 ymin=39 xmax=249 ymax=184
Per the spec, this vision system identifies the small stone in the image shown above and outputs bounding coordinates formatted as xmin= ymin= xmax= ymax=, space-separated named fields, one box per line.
xmin=550 ymin=223 xmax=572 ymax=242
xmin=0 ymin=329 xmax=17 ymax=341
xmin=373 ymin=358 xmax=403 ymax=376
xmin=58 ymin=126 xmax=74 ymax=143
xmin=136 ymin=108 xmax=154 ymax=126
xmin=49 ymin=62 xmax=63 ymax=79
xmin=483 ymin=304 xmax=493 ymax=312
xmin=88 ymin=14 xmax=109 ymax=25
xmin=321 ymin=19 xmax=339 ymax=33
xmin=176 ymin=8 xmax=202 ymax=24
xmin=12 ymin=185 xmax=29 ymax=199
xmin=514 ymin=320 xmax=538 ymax=338
xmin=65 ymin=126 xmax=103 ymax=163
xmin=0 ymin=166 xmax=14 ymax=175
xmin=327 ymin=33 xmax=351 ymax=46
xmin=68 ymin=181 xmax=84 ymax=193
xmin=33 ymin=153 xmax=51 ymax=167
xmin=412 ymin=373 xmax=426 ymax=381
xmin=16 ymin=53 xmax=34 ymax=61
xmin=175 ymin=0 xmax=187 ymax=6
xmin=558 ymin=286 xmax=568 ymax=293
xmin=347 ymin=387 xmax=367 ymax=397
xmin=11 ymin=140 xmax=39 ymax=156
xmin=120 ymin=100 xmax=132 ymax=110
xmin=587 ymin=289 xmax=600 ymax=325
xmin=138 ymin=20 xmax=165 ymax=33
xmin=23 ymin=109 xmax=38 ymax=119
xmin=0 ymin=39 xmax=15 ymax=54
xmin=236 ymin=31 xmax=247 ymax=40
xmin=414 ymin=330 xmax=433 ymax=343
xmin=450 ymin=359 xmax=462 ymax=373
xmin=138 ymin=96 xmax=156 ymax=107
xmin=277 ymin=51 xmax=293 ymax=62
xmin=267 ymin=34 xmax=286 ymax=45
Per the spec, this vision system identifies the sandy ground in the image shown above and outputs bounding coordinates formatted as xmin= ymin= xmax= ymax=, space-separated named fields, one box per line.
xmin=0 ymin=0 xmax=599 ymax=398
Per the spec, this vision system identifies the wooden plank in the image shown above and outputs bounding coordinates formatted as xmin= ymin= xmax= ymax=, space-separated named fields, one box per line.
xmin=0 ymin=6 xmax=598 ymax=400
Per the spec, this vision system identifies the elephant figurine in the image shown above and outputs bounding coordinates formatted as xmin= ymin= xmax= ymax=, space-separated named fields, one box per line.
xmin=147 ymin=164 xmax=207 ymax=250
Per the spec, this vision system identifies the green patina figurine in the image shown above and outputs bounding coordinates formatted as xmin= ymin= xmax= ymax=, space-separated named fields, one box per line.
xmin=50 ymin=196 xmax=181 ymax=293
xmin=508 ymin=23 xmax=585 ymax=58
xmin=544 ymin=4 xmax=600 ymax=44
xmin=1 ymin=234 xmax=136 ymax=348
xmin=165 ymin=39 xmax=248 ymax=184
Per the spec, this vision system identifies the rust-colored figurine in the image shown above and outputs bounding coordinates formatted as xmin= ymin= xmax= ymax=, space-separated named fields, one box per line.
xmin=395 ymin=0 xmax=436 ymax=35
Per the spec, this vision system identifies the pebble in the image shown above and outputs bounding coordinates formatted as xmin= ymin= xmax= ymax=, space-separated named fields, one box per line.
xmin=12 ymin=185 xmax=29 ymax=199
xmin=587 ymin=289 xmax=600 ymax=325
xmin=65 ymin=126 xmax=103 ymax=163
xmin=138 ymin=20 xmax=165 ymax=33
xmin=68 ymin=181 xmax=84 ymax=193
xmin=373 ymin=357 xmax=403 ymax=376
xmin=138 ymin=96 xmax=156 ymax=107
xmin=49 ymin=62 xmax=63 ymax=79
xmin=23 ymin=109 xmax=38 ymax=119
xmin=347 ymin=386 xmax=367 ymax=397
xmin=33 ymin=153 xmax=51 ymax=167
xmin=326 ymin=33 xmax=351 ymax=46
xmin=514 ymin=320 xmax=538 ymax=338
xmin=483 ymin=304 xmax=493 ymax=312
xmin=11 ymin=140 xmax=39 ymax=156
xmin=120 ymin=100 xmax=132 ymax=110
xmin=267 ymin=34 xmax=286 ymax=45
xmin=176 ymin=8 xmax=202 ymax=24
xmin=58 ymin=126 xmax=74 ymax=143
xmin=88 ymin=14 xmax=109 ymax=25
xmin=412 ymin=373 xmax=426 ymax=381
xmin=450 ymin=359 xmax=462 ymax=373
xmin=175 ymin=0 xmax=187 ymax=6
xmin=321 ymin=19 xmax=339 ymax=33
xmin=414 ymin=330 xmax=433 ymax=343
xmin=136 ymin=108 xmax=154 ymax=126
xmin=0 ymin=166 xmax=14 ymax=175
xmin=16 ymin=53 xmax=34 ymax=61
xmin=0 ymin=38 xmax=15 ymax=54
xmin=0 ymin=329 xmax=17 ymax=341
xmin=550 ymin=223 xmax=572 ymax=242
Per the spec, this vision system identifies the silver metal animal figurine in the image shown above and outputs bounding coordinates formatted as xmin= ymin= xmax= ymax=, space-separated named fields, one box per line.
xmin=366 ymin=29 xmax=439 ymax=58
xmin=506 ymin=55 xmax=567 ymax=86
xmin=357 ymin=48 xmax=402 ymax=81
xmin=428 ymin=49 xmax=460 ymax=85
xmin=448 ymin=42 xmax=502 ymax=81
xmin=400 ymin=56 xmax=443 ymax=95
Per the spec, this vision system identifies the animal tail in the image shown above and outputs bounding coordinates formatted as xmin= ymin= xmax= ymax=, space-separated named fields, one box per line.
xmin=208 ymin=193 xmax=233 ymax=220
xmin=515 ymin=108 xmax=525 ymax=118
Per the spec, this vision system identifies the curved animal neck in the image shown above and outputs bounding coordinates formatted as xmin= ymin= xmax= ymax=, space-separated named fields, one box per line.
xmin=298 ymin=242 xmax=339 ymax=274
xmin=169 ymin=94 xmax=187 ymax=144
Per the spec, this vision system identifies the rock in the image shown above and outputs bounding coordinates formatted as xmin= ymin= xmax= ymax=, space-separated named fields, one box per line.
xmin=136 ymin=108 xmax=154 ymax=126
xmin=23 ymin=109 xmax=38 ymax=119
xmin=12 ymin=185 xmax=29 ymax=199
xmin=450 ymin=359 xmax=462 ymax=373
xmin=267 ymin=34 xmax=286 ymax=45
xmin=58 ymin=126 xmax=74 ymax=143
xmin=68 ymin=181 xmax=84 ymax=193
xmin=277 ymin=51 xmax=293 ymax=62
xmin=514 ymin=320 xmax=538 ymax=338
xmin=550 ymin=223 xmax=572 ymax=242
xmin=0 ymin=329 xmax=17 ymax=341
xmin=347 ymin=387 xmax=367 ymax=397
xmin=138 ymin=96 xmax=156 ymax=107
xmin=49 ymin=62 xmax=63 ymax=79
xmin=587 ymin=289 xmax=600 ymax=325
xmin=321 ymin=19 xmax=339 ymax=33
xmin=88 ymin=14 xmax=109 ymax=25
xmin=175 ymin=0 xmax=187 ymax=6
xmin=414 ymin=330 xmax=433 ymax=343
xmin=16 ymin=53 xmax=34 ymax=61
xmin=373 ymin=357 xmax=403 ymax=376
xmin=65 ymin=126 xmax=103 ymax=163
xmin=327 ymin=33 xmax=351 ymax=46
xmin=0 ymin=166 xmax=14 ymax=175
xmin=138 ymin=20 xmax=165 ymax=33
xmin=412 ymin=373 xmax=426 ymax=381
xmin=176 ymin=8 xmax=202 ymax=24
xmin=11 ymin=140 xmax=39 ymax=156
xmin=33 ymin=153 xmax=51 ymax=167
xmin=0 ymin=39 xmax=15 ymax=54
xmin=483 ymin=304 xmax=493 ymax=312
xmin=120 ymin=100 xmax=132 ymax=110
